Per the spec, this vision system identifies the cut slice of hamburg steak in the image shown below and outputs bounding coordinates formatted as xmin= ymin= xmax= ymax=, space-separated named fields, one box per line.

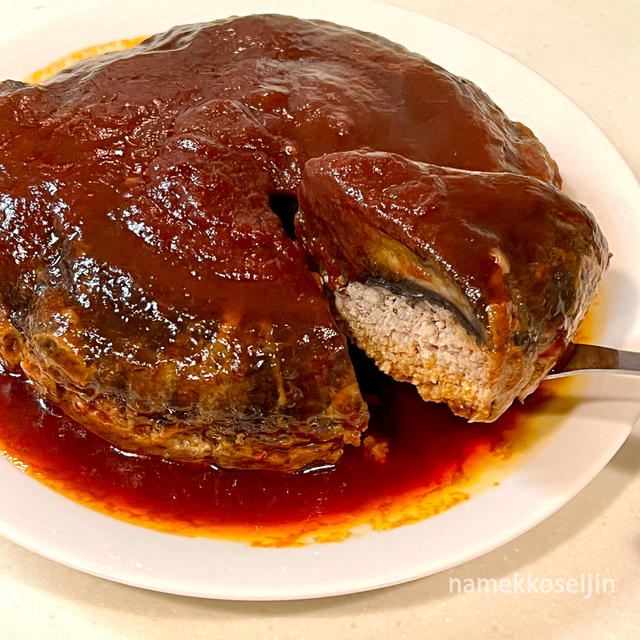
xmin=297 ymin=151 xmax=608 ymax=421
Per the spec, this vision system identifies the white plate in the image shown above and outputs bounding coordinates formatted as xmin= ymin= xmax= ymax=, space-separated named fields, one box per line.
xmin=0 ymin=0 xmax=638 ymax=601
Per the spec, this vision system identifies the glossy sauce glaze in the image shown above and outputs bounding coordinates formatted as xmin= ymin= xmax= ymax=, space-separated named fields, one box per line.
xmin=0 ymin=348 xmax=556 ymax=546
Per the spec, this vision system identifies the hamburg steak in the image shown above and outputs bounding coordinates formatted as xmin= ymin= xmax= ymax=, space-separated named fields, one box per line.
xmin=0 ymin=15 xmax=607 ymax=468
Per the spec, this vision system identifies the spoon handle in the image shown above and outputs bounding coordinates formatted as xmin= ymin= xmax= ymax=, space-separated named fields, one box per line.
xmin=545 ymin=343 xmax=640 ymax=379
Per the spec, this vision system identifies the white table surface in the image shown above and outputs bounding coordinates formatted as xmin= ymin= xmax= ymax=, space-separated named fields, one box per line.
xmin=1 ymin=1 xmax=638 ymax=638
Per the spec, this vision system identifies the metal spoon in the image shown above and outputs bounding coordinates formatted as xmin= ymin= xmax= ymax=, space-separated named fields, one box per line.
xmin=545 ymin=343 xmax=640 ymax=379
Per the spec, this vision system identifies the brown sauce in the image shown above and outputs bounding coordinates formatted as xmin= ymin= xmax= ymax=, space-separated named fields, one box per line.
xmin=0 ymin=31 xmax=597 ymax=548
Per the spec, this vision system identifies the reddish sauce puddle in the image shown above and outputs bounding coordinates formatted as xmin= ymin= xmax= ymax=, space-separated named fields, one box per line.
xmin=0 ymin=348 xmax=553 ymax=546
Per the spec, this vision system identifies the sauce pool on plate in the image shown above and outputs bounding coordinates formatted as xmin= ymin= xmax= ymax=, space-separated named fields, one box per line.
xmin=0 ymin=348 xmax=551 ymax=547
